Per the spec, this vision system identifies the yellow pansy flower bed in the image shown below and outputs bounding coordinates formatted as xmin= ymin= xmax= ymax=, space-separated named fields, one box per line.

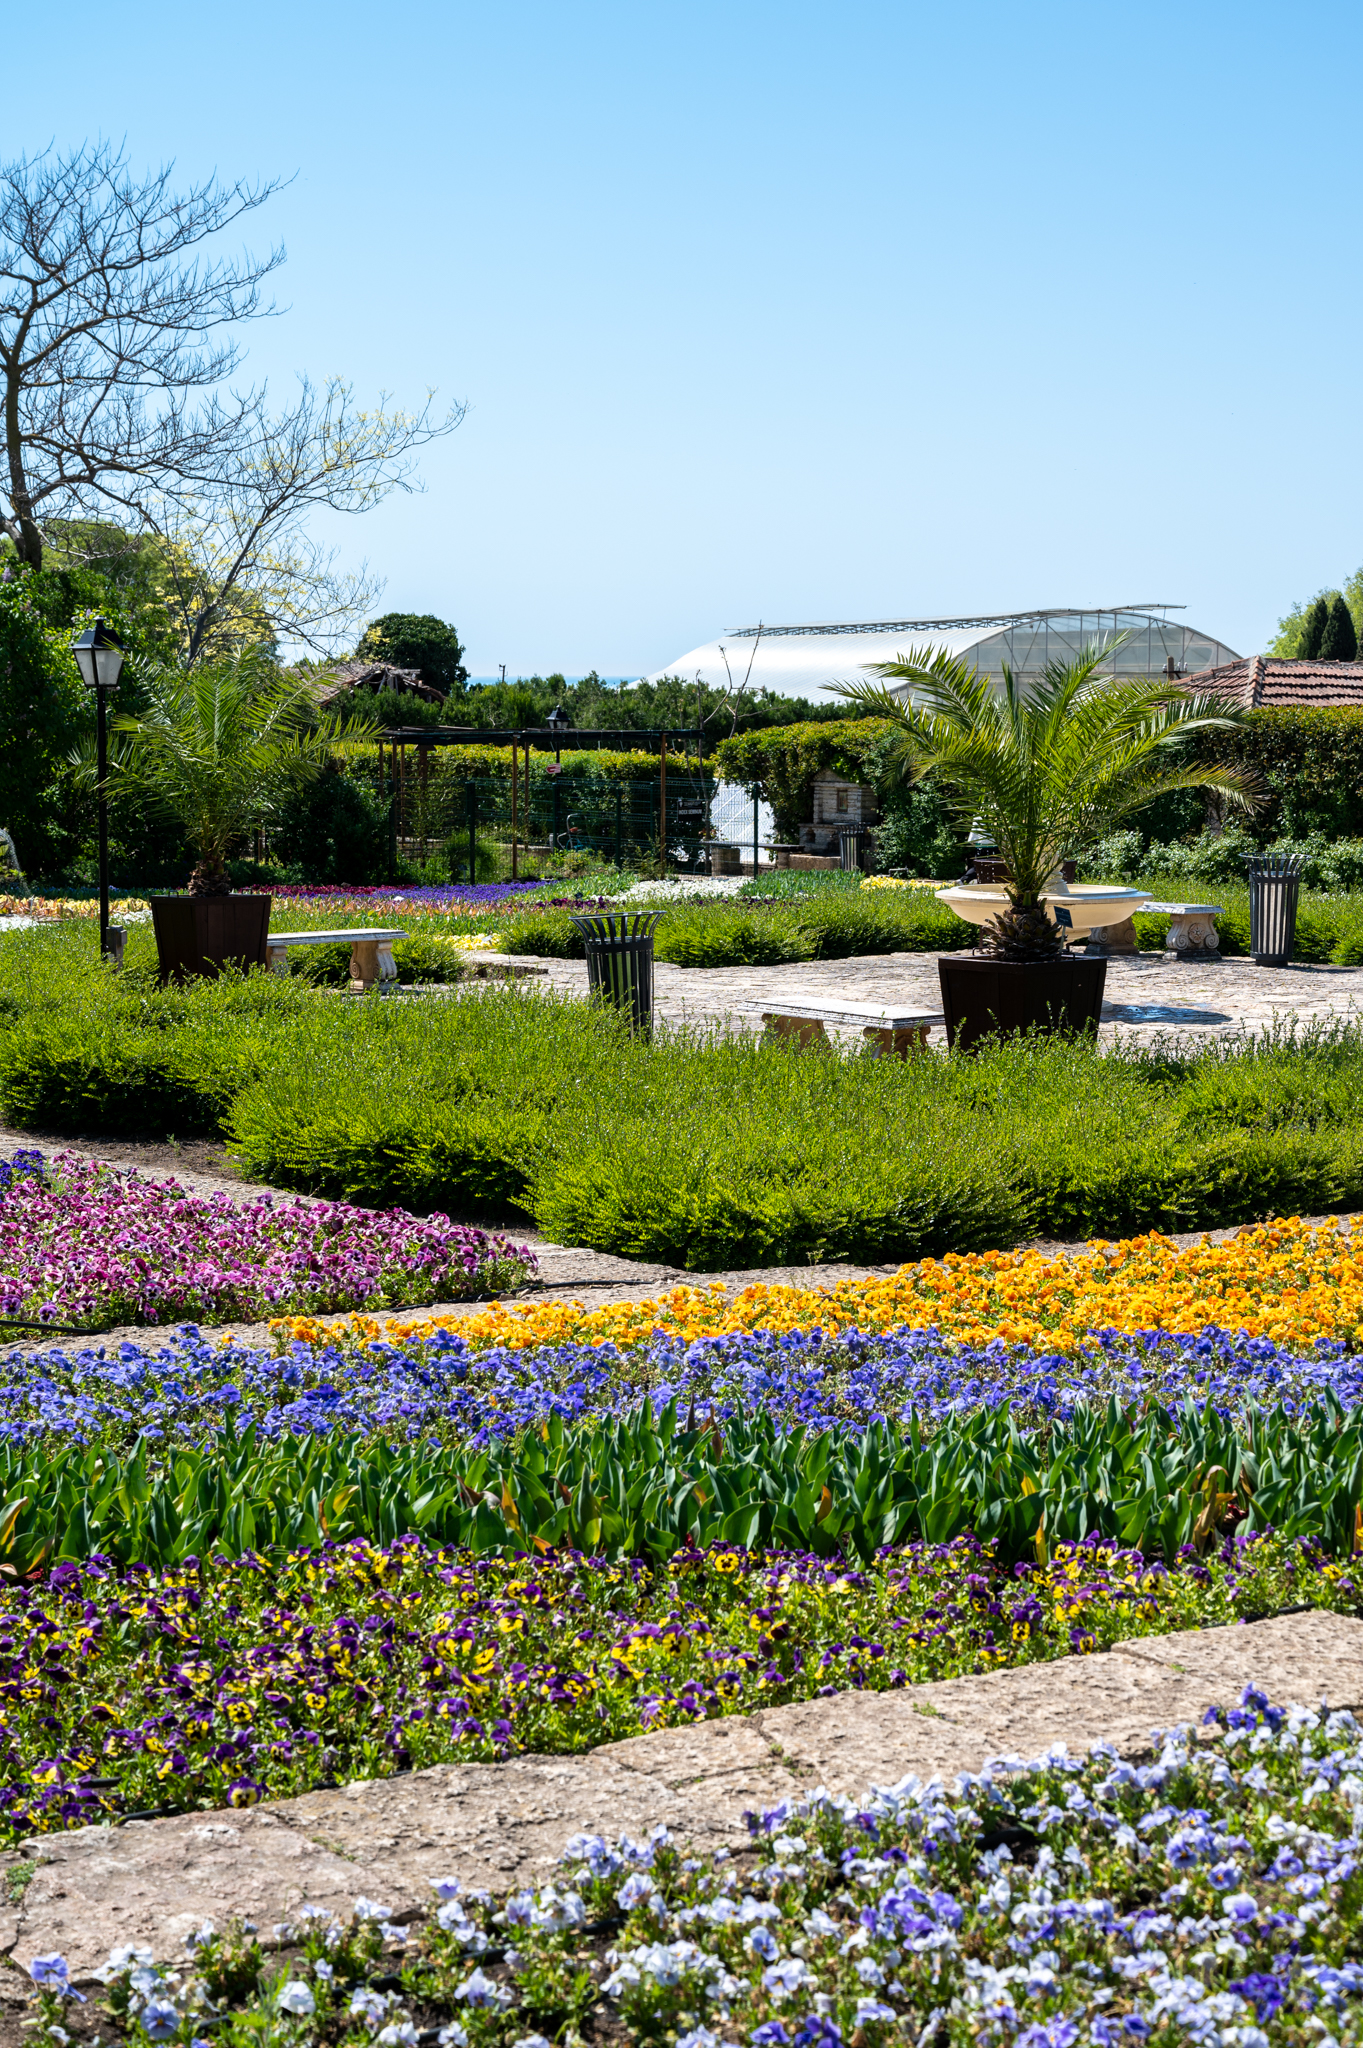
xmin=273 ymin=1214 xmax=1363 ymax=1357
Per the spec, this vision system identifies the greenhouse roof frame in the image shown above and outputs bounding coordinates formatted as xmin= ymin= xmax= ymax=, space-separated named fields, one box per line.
xmin=724 ymin=606 xmax=1187 ymax=638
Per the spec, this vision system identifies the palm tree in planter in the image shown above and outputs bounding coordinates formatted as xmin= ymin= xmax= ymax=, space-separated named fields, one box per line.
xmin=833 ymin=641 xmax=1259 ymax=1047
xmin=104 ymin=649 xmax=379 ymax=981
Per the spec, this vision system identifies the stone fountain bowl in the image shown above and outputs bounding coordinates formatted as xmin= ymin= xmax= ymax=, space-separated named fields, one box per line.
xmin=935 ymin=883 xmax=1149 ymax=935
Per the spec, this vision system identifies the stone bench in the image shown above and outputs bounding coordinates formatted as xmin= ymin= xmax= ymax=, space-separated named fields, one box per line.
xmin=1083 ymin=901 xmax=1223 ymax=960
xmin=267 ymin=928 xmax=405 ymax=991
xmin=759 ymin=993 xmax=943 ymax=1058
xmin=1138 ymin=901 xmax=1224 ymax=961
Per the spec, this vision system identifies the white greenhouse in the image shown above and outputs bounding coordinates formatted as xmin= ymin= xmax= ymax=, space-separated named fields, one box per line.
xmin=651 ymin=606 xmax=1240 ymax=704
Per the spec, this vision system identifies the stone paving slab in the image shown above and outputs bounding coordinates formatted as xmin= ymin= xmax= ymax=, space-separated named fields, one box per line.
xmin=519 ymin=949 xmax=1363 ymax=1049
xmin=12 ymin=1611 xmax=1363 ymax=1979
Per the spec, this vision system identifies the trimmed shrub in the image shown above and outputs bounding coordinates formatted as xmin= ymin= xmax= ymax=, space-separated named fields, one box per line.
xmin=270 ymin=761 xmax=391 ymax=883
xmin=791 ymin=888 xmax=973 ymax=957
xmin=0 ymin=927 xmax=314 ymax=1136
xmin=227 ymin=989 xmax=1363 ymax=1264
xmin=654 ymin=906 xmax=815 ymax=967
xmin=496 ymin=889 xmax=975 ymax=965
xmin=1205 ymin=709 xmax=1363 ymax=840
xmin=228 ymin=987 xmax=630 ymax=1215
xmin=17 ymin=921 xmax=1363 ymax=1269
xmin=496 ymin=907 xmax=587 ymax=957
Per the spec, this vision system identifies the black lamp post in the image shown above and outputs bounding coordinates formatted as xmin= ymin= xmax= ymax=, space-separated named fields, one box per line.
xmin=71 ymin=619 xmax=126 ymax=959
xmin=546 ymin=703 xmax=570 ymax=765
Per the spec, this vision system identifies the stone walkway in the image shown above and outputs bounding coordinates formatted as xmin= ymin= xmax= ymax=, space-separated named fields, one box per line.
xmin=505 ymin=949 xmax=1363 ymax=1048
xmin=9 ymin=1609 xmax=1363 ymax=1980
xmin=3 ymin=1125 xmax=1360 ymax=1357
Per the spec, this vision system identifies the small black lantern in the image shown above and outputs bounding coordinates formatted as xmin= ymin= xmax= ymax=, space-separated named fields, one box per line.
xmin=72 ymin=618 xmax=125 ymax=961
xmin=546 ymin=703 xmax=570 ymax=763
xmin=72 ymin=617 xmax=126 ymax=694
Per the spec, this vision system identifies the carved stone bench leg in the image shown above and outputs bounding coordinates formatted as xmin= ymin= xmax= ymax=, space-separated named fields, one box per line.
xmin=349 ymin=939 xmax=380 ymax=991
xmin=1084 ymin=916 xmax=1138 ymax=957
xmin=761 ymin=1014 xmax=830 ymax=1050
xmin=863 ymin=1024 xmax=929 ymax=1058
xmin=376 ymin=942 xmax=397 ymax=985
xmin=1165 ymin=913 xmax=1221 ymax=961
xmin=267 ymin=942 xmax=290 ymax=977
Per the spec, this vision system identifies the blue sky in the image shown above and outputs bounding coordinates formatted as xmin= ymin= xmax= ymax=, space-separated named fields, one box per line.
xmin=8 ymin=0 xmax=1362 ymax=680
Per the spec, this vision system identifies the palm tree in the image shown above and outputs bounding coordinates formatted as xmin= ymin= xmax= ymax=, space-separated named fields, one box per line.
xmin=832 ymin=640 xmax=1260 ymax=957
xmin=105 ymin=648 xmax=379 ymax=894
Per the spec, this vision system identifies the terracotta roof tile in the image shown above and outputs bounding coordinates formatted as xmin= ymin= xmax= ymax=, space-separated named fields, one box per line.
xmin=1184 ymin=656 xmax=1363 ymax=710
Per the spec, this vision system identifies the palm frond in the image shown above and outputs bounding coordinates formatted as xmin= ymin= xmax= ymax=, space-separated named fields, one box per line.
xmin=831 ymin=638 xmax=1260 ymax=902
xmin=104 ymin=648 xmax=377 ymax=878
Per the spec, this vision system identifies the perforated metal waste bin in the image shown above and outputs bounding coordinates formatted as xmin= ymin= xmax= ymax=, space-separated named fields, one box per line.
xmin=1246 ymin=853 xmax=1304 ymax=966
xmin=839 ymin=830 xmax=866 ymax=872
xmin=569 ymin=912 xmax=663 ymax=1032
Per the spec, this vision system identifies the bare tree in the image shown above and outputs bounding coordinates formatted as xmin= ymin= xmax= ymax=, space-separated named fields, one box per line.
xmin=0 ymin=140 xmax=286 ymax=566
xmin=132 ymin=374 xmax=464 ymax=662
xmin=714 ymin=623 xmax=765 ymax=736
xmin=0 ymin=141 xmax=465 ymax=659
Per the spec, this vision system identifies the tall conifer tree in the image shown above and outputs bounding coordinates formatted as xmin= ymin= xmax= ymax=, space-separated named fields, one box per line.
xmin=1319 ymin=594 xmax=1359 ymax=662
xmin=1298 ymin=596 xmax=1330 ymax=657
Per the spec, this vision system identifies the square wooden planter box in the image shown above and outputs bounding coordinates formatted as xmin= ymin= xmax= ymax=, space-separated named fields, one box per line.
xmin=150 ymin=895 xmax=272 ymax=985
xmin=937 ymin=954 xmax=1107 ymax=1051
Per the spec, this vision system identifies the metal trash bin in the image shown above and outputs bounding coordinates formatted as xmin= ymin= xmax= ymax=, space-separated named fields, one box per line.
xmin=570 ymin=912 xmax=663 ymax=1032
xmin=1245 ymin=853 xmax=1304 ymax=966
xmin=839 ymin=830 xmax=865 ymax=872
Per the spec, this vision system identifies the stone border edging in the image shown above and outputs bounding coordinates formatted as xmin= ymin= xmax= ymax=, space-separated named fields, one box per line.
xmin=9 ymin=1608 xmax=1363 ymax=1982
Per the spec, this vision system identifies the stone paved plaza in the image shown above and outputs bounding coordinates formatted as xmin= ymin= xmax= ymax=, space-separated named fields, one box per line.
xmin=511 ymin=947 xmax=1363 ymax=1048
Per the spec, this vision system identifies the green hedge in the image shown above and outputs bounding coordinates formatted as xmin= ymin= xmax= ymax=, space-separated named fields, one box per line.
xmin=344 ymin=740 xmax=679 ymax=785
xmin=1206 ymin=708 xmax=1363 ymax=841
xmin=11 ymin=926 xmax=1363 ymax=1267
xmin=717 ymin=705 xmax=1363 ymax=854
xmin=712 ymin=719 xmax=895 ymax=838
xmin=495 ymin=889 xmax=976 ymax=963
xmin=0 ymin=926 xmax=315 ymax=1135
xmin=227 ymin=996 xmax=1363 ymax=1263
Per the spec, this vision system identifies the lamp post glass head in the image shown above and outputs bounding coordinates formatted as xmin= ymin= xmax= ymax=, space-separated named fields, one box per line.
xmin=546 ymin=705 xmax=570 ymax=731
xmin=72 ymin=618 xmax=125 ymax=692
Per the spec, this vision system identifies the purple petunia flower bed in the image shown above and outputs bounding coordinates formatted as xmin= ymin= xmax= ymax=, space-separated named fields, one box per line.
xmin=0 ymin=1151 xmax=535 ymax=1330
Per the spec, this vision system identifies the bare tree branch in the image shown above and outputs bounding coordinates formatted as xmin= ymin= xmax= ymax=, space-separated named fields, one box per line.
xmin=0 ymin=139 xmax=286 ymax=565
xmin=127 ymin=375 xmax=465 ymax=661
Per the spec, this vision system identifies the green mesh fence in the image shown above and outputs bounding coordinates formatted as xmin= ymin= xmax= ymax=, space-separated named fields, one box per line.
xmin=352 ymin=756 xmax=719 ymax=881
